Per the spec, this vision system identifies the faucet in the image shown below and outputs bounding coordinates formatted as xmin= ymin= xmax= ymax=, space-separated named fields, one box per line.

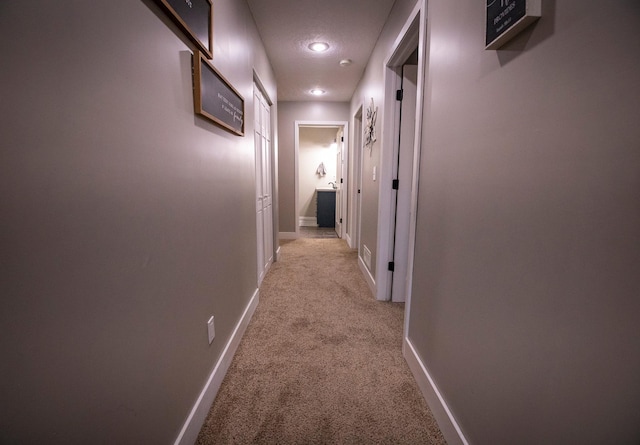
xmin=328 ymin=182 xmax=336 ymax=189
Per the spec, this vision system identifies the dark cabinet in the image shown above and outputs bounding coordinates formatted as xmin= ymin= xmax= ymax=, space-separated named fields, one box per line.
xmin=316 ymin=190 xmax=336 ymax=227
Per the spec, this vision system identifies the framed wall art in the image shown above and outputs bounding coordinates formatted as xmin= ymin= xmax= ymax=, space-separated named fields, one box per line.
xmin=365 ymin=98 xmax=378 ymax=152
xmin=193 ymin=51 xmax=245 ymax=136
xmin=156 ymin=0 xmax=213 ymax=58
xmin=485 ymin=0 xmax=541 ymax=50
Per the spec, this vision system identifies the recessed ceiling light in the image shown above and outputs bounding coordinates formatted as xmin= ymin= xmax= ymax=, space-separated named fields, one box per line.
xmin=308 ymin=42 xmax=329 ymax=52
xmin=310 ymin=88 xmax=326 ymax=96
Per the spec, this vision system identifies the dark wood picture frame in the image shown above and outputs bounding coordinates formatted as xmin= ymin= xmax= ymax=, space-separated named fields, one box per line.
xmin=193 ymin=51 xmax=245 ymax=136
xmin=156 ymin=0 xmax=213 ymax=59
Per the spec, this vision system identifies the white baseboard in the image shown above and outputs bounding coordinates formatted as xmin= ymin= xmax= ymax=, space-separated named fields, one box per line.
xmin=276 ymin=245 xmax=281 ymax=261
xmin=344 ymin=233 xmax=353 ymax=249
xmin=279 ymin=232 xmax=298 ymax=240
xmin=298 ymin=216 xmax=317 ymax=227
xmin=174 ymin=289 xmax=260 ymax=445
xmin=358 ymin=256 xmax=376 ymax=296
xmin=403 ymin=337 xmax=469 ymax=445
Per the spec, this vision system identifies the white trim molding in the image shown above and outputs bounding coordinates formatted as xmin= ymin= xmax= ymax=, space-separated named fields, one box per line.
xmin=344 ymin=233 xmax=353 ymax=249
xmin=403 ymin=337 xmax=469 ymax=445
xmin=358 ymin=256 xmax=376 ymax=297
xmin=298 ymin=216 xmax=317 ymax=227
xmin=174 ymin=289 xmax=260 ymax=445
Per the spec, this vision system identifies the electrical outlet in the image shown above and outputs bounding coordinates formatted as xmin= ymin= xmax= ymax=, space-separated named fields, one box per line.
xmin=207 ymin=316 xmax=215 ymax=344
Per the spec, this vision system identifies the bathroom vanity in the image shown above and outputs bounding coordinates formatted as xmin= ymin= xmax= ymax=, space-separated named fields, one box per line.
xmin=316 ymin=188 xmax=336 ymax=228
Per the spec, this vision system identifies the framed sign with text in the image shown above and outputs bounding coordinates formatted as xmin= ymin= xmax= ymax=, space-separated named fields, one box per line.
xmin=156 ymin=0 xmax=213 ymax=58
xmin=486 ymin=0 xmax=541 ymax=50
xmin=193 ymin=51 xmax=245 ymax=136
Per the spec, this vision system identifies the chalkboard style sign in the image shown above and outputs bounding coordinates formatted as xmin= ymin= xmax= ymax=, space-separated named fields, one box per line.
xmin=156 ymin=0 xmax=213 ymax=59
xmin=193 ymin=51 xmax=245 ymax=136
xmin=486 ymin=0 xmax=541 ymax=50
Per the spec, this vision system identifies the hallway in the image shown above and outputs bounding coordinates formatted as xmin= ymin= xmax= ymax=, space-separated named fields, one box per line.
xmin=196 ymin=239 xmax=444 ymax=444
xmin=3 ymin=1 xmax=639 ymax=443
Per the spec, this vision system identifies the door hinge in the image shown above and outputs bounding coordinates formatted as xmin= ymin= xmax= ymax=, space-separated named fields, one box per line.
xmin=388 ymin=261 xmax=395 ymax=272
xmin=396 ymin=89 xmax=403 ymax=101
xmin=340 ymin=178 xmax=343 ymax=183
xmin=340 ymin=218 xmax=343 ymax=223
xmin=392 ymin=179 xmax=399 ymax=190
xmin=358 ymin=189 xmax=361 ymax=194
xmin=341 ymin=136 xmax=344 ymax=142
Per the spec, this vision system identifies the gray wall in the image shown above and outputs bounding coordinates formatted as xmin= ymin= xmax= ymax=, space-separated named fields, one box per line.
xmin=409 ymin=0 xmax=640 ymax=443
xmin=0 ymin=1 xmax=275 ymax=443
xmin=277 ymin=101 xmax=350 ymax=233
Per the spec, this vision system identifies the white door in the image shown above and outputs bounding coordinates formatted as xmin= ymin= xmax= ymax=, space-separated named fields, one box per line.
xmin=391 ymin=64 xmax=418 ymax=302
xmin=353 ymin=108 xmax=363 ymax=251
xmin=254 ymin=85 xmax=272 ymax=285
xmin=334 ymin=129 xmax=344 ymax=237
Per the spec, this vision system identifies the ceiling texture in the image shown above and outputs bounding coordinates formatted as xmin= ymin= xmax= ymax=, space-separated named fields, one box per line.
xmin=246 ymin=0 xmax=397 ymax=102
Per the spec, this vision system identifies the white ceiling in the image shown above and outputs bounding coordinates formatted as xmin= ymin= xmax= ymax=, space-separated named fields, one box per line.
xmin=246 ymin=0 xmax=397 ymax=102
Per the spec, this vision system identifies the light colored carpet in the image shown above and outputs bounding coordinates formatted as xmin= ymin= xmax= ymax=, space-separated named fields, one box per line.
xmin=299 ymin=227 xmax=338 ymax=239
xmin=197 ymin=239 xmax=445 ymax=444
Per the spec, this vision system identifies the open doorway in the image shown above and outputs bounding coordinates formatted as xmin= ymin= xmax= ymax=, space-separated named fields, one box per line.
xmin=294 ymin=121 xmax=348 ymax=239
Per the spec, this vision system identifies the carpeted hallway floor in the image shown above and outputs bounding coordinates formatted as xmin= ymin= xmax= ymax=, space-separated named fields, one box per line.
xmin=196 ymin=238 xmax=445 ymax=444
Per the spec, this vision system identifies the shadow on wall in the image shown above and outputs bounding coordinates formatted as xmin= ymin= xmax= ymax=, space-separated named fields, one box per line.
xmin=496 ymin=0 xmax=556 ymax=66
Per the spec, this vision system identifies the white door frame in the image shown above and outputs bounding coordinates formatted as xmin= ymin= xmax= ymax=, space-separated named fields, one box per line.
xmin=375 ymin=1 xmax=426 ymax=307
xmin=348 ymin=106 xmax=364 ymax=250
xmin=294 ymin=120 xmax=349 ymax=238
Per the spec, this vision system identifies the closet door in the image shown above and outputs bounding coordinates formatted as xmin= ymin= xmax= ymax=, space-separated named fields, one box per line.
xmin=254 ymin=85 xmax=272 ymax=284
